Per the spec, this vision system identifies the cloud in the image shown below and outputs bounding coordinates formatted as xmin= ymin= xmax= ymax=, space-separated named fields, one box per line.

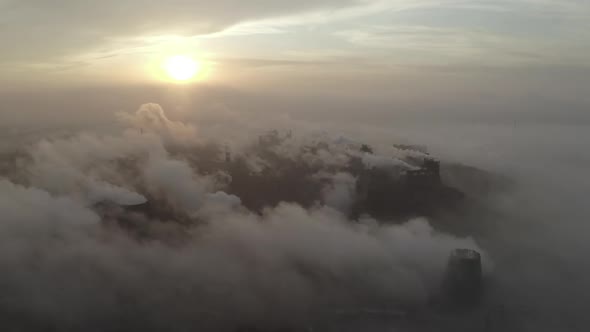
xmin=0 ymin=0 xmax=365 ymax=62
xmin=2 ymin=92 xmax=590 ymax=330
xmin=0 ymin=103 xmax=491 ymax=330
xmin=319 ymin=172 xmax=357 ymax=213
xmin=323 ymin=0 xmax=590 ymax=67
xmin=2 ymin=0 xmax=589 ymax=82
xmin=335 ymin=23 xmax=590 ymax=66
xmin=117 ymin=103 xmax=198 ymax=143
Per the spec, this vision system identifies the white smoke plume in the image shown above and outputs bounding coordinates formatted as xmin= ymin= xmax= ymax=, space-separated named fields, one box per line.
xmin=0 ymin=103 xmax=489 ymax=331
xmin=117 ymin=103 xmax=198 ymax=144
xmin=318 ymin=172 xmax=357 ymax=213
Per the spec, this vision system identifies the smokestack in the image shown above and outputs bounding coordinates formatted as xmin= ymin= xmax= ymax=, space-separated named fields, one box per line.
xmin=445 ymin=248 xmax=483 ymax=306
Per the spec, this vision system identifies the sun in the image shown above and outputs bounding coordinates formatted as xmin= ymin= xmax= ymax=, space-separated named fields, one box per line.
xmin=163 ymin=55 xmax=200 ymax=81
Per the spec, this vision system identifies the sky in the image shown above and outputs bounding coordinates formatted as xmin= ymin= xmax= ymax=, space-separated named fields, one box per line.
xmin=1 ymin=0 xmax=589 ymax=82
xmin=1 ymin=0 xmax=589 ymax=128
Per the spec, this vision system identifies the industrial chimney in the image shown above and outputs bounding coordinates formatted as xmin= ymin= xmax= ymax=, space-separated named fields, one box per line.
xmin=444 ymin=248 xmax=483 ymax=306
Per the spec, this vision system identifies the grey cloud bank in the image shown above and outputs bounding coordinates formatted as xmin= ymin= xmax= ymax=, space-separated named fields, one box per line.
xmin=1 ymin=100 xmax=589 ymax=330
xmin=0 ymin=104 xmax=491 ymax=331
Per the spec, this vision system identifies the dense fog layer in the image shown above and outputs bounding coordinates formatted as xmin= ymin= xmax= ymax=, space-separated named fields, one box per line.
xmin=0 ymin=103 xmax=490 ymax=331
xmin=0 ymin=102 xmax=588 ymax=331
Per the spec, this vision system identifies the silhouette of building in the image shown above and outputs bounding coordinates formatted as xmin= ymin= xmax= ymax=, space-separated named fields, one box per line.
xmin=445 ymin=249 xmax=483 ymax=306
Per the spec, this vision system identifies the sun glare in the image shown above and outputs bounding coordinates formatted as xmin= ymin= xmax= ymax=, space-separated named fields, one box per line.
xmin=163 ymin=55 xmax=200 ymax=81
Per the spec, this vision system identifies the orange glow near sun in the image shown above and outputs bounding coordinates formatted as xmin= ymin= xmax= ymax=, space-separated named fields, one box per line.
xmin=163 ymin=55 xmax=201 ymax=82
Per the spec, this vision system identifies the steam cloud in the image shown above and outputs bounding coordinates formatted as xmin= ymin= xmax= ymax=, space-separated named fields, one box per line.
xmin=0 ymin=103 xmax=491 ymax=331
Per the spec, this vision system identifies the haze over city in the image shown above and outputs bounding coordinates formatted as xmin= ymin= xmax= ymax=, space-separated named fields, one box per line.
xmin=1 ymin=1 xmax=589 ymax=331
